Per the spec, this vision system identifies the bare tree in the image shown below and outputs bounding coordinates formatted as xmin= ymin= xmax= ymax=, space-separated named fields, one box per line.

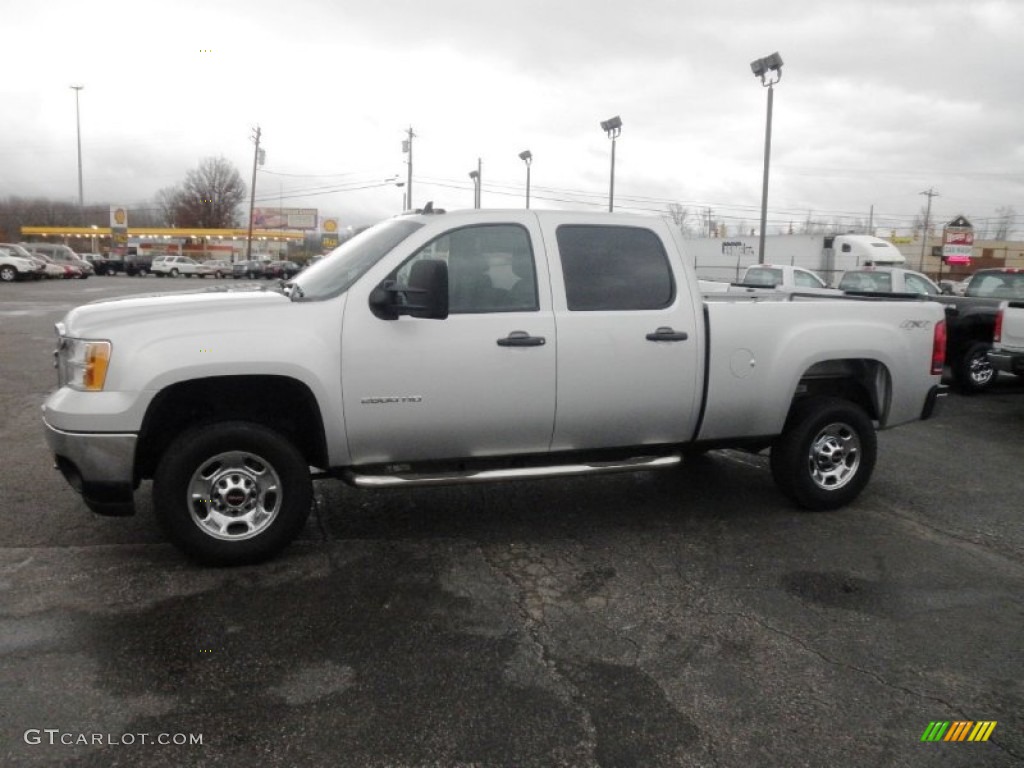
xmin=994 ymin=206 xmax=1015 ymax=240
xmin=667 ymin=203 xmax=692 ymax=236
xmin=165 ymin=157 xmax=246 ymax=228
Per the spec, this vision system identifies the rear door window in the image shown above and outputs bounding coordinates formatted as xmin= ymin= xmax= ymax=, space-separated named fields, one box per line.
xmin=555 ymin=225 xmax=674 ymax=311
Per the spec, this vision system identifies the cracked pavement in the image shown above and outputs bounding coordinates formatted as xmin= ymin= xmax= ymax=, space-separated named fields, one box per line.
xmin=2 ymin=279 xmax=1023 ymax=767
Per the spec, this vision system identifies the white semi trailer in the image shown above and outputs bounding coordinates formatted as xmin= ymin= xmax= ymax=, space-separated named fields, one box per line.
xmin=687 ymin=234 xmax=905 ymax=285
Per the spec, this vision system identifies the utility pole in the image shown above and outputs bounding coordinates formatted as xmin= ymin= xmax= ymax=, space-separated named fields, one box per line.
xmin=246 ymin=125 xmax=261 ymax=261
xmin=919 ymin=188 xmax=939 ymax=272
xmin=403 ymin=126 xmax=415 ymax=211
xmin=70 ymin=85 xmax=84 ymax=223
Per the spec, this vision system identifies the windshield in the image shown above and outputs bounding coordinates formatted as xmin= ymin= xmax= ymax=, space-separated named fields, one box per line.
xmin=289 ymin=218 xmax=424 ymax=300
xmin=964 ymin=271 xmax=1024 ymax=299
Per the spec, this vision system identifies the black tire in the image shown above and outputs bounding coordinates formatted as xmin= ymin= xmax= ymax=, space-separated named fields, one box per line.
xmin=953 ymin=342 xmax=996 ymax=394
xmin=770 ymin=396 xmax=877 ymax=511
xmin=170 ymin=268 xmax=180 ymax=278
xmin=0 ymin=265 xmax=16 ymax=282
xmin=153 ymin=421 xmax=313 ymax=565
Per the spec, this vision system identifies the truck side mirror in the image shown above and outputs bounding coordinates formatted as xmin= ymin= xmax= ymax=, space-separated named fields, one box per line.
xmin=369 ymin=258 xmax=449 ymax=320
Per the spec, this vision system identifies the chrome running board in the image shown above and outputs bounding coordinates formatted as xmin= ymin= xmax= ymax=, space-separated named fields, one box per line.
xmin=344 ymin=453 xmax=681 ymax=489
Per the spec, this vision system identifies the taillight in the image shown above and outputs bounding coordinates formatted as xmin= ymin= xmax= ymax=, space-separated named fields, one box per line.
xmin=931 ymin=320 xmax=947 ymax=375
xmin=993 ymin=306 xmax=1003 ymax=344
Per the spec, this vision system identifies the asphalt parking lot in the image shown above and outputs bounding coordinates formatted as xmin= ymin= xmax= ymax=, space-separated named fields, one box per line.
xmin=1 ymin=276 xmax=1022 ymax=767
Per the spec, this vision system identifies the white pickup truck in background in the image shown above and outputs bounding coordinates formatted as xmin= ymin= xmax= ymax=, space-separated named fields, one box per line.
xmin=42 ymin=209 xmax=947 ymax=564
xmin=989 ymin=300 xmax=1024 ymax=377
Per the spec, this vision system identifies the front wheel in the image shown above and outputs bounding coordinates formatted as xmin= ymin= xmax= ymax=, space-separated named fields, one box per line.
xmin=953 ymin=342 xmax=996 ymax=394
xmin=770 ymin=397 xmax=877 ymax=511
xmin=153 ymin=421 xmax=313 ymax=565
xmin=0 ymin=265 xmax=16 ymax=282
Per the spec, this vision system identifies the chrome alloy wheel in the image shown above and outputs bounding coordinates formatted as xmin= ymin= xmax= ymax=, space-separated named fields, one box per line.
xmin=806 ymin=422 xmax=861 ymax=491
xmin=187 ymin=451 xmax=282 ymax=541
xmin=968 ymin=352 xmax=995 ymax=387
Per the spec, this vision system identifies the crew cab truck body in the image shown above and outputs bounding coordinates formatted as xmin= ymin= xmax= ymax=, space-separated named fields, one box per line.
xmin=989 ymin=300 xmax=1024 ymax=376
xmin=42 ymin=210 xmax=946 ymax=565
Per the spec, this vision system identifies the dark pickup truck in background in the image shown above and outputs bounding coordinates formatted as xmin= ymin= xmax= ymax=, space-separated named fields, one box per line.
xmin=124 ymin=247 xmax=154 ymax=276
xmin=932 ymin=268 xmax=1024 ymax=392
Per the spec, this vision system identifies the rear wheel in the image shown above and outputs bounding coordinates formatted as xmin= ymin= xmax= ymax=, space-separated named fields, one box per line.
xmin=170 ymin=268 xmax=180 ymax=278
xmin=153 ymin=421 xmax=313 ymax=565
xmin=953 ymin=342 xmax=996 ymax=393
xmin=770 ymin=397 xmax=877 ymax=510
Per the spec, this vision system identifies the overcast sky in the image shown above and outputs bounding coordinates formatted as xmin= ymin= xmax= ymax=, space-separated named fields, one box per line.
xmin=5 ymin=0 xmax=1023 ymax=236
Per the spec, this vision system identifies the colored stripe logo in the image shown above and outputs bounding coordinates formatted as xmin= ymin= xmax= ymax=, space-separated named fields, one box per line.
xmin=921 ymin=721 xmax=997 ymax=742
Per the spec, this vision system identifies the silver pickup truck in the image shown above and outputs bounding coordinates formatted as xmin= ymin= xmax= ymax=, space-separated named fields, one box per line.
xmin=42 ymin=209 xmax=947 ymax=564
xmin=989 ymin=300 xmax=1024 ymax=376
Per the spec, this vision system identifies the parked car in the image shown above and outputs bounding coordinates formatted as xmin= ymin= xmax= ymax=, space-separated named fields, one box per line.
xmin=27 ymin=252 xmax=67 ymax=279
xmin=79 ymin=252 xmax=123 ymax=276
xmin=988 ymin=300 xmax=1024 ymax=377
xmin=124 ymin=247 xmax=154 ymax=276
xmin=1 ymin=243 xmax=47 ymax=280
xmin=837 ymin=267 xmax=941 ymax=296
xmin=0 ymin=246 xmax=44 ymax=281
xmin=263 ymin=260 xmax=301 ymax=280
xmin=21 ymin=243 xmax=92 ymax=278
xmin=152 ymin=255 xmax=214 ymax=278
xmin=232 ymin=259 xmax=268 ymax=279
xmin=740 ymin=264 xmax=830 ymax=290
xmin=204 ymin=260 xmax=232 ymax=279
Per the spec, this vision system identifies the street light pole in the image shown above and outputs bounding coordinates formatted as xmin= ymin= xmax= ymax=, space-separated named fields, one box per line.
xmin=600 ymin=116 xmax=622 ymax=212
xmin=70 ymin=85 xmax=84 ymax=222
xmin=518 ymin=150 xmax=533 ymax=209
xmin=751 ymin=52 xmax=783 ymax=264
xmin=468 ymin=170 xmax=480 ymax=209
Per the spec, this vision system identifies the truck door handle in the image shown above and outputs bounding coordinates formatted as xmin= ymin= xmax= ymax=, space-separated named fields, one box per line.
xmin=497 ymin=330 xmax=546 ymax=347
xmin=646 ymin=326 xmax=689 ymax=342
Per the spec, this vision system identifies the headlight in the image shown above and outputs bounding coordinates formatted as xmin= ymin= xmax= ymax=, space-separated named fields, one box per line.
xmin=55 ymin=333 xmax=112 ymax=391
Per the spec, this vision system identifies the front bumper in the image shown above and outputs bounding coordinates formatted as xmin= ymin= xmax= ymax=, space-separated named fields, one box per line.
xmin=987 ymin=349 xmax=1024 ymax=375
xmin=43 ymin=419 xmax=137 ymax=516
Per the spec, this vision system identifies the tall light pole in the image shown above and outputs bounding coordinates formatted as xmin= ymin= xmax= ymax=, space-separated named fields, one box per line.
xmin=402 ymin=126 xmax=415 ymax=211
xmin=469 ymin=170 xmax=480 ymax=209
xmin=70 ymin=85 xmax=84 ymax=222
xmin=600 ymin=116 xmax=622 ymax=212
xmin=751 ymin=52 xmax=783 ymax=264
xmin=519 ymin=150 xmax=532 ymax=209
xmin=919 ymin=188 xmax=939 ymax=272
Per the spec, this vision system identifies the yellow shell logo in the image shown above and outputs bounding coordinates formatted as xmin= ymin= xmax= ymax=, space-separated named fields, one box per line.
xmin=323 ymin=219 xmax=338 ymax=233
xmin=114 ymin=208 xmax=127 ymax=225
